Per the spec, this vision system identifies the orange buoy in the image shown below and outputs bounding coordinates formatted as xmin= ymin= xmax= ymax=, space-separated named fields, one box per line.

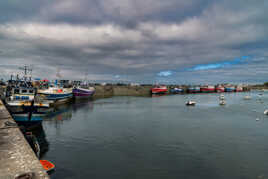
xmin=40 ymin=160 xmax=55 ymax=172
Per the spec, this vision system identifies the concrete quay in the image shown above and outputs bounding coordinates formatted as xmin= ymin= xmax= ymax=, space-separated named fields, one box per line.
xmin=0 ymin=100 xmax=49 ymax=179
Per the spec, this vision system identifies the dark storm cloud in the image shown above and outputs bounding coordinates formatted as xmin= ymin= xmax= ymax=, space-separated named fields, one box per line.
xmin=0 ymin=0 xmax=267 ymax=83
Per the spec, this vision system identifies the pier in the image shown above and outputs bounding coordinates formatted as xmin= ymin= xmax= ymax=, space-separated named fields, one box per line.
xmin=0 ymin=100 xmax=49 ymax=179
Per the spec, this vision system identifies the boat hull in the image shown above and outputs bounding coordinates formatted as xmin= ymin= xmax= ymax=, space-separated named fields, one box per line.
xmin=187 ymin=88 xmax=200 ymax=93
xmin=42 ymin=93 xmax=73 ymax=100
xmin=170 ymin=88 xmax=184 ymax=94
xmin=225 ymin=87 xmax=235 ymax=92
xmin=73 ymin=88 xmax=95 ymax=99
xmin=200 ymin=88 xmax=215 ymax=93
xmin=236 ymin=87 xmax=243 ymax=92
xmin=13 ymin=114 xmax=43 ymax=123
xmin=216 ymin=87 xmax=225 ymax=93
xmin=151 ymin=86 xmax=168 ymax=95
xmin=5 ymin=99 xmax=53 ymax=125
xmin=151 ymin=89 xmax=167 ymax=94
xmin=39 ymin=93 xmax=73 ymax=105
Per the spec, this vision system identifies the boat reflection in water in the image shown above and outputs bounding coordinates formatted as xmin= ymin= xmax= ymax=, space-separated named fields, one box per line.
xmin=72 ymin=99 xmax=94 ymax=113
xmin=43 ymin=99 xmax=94 ymax=129
xmin=43 ymin=104 xmax=73 ymax=128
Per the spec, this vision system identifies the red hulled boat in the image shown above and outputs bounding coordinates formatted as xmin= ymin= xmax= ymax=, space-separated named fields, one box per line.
xmin=200 ymin=85 xmax=215 ymax=93
xmin=236 ymin=86 xmax=243 ymax=92
xmin=151 ymin=86 xmax=168 ymax=94
xmin=216 ymin=86 xmax=225 ymax=93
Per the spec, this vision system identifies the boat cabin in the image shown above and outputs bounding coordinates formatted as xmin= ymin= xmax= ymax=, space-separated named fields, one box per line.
xmin=8 ymin=87 xmax=36 ymax=101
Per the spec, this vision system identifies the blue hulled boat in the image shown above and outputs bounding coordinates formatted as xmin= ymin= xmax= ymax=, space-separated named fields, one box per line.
xmin=5 ymin=80 xmax=52 ymax=125
xmin=225 ymin=87 xmax=235 ymax=92
xmin=170 ymin=88 xmax=184 ymax=94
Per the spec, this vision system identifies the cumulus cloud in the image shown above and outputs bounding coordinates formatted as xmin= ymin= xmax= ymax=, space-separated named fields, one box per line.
xmin=0 ymin=0 xmax=267 ymax=83
xmin=157 ymin=70 xmax=174 ymax=77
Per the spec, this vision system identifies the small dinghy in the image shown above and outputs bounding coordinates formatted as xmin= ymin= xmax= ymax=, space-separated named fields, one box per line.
xmin=219 ymin=94 xmax=225 ymax=100
xmin=186 ymin=100 xmax=196 ymax=106
xmin=264 ymin=110 xmax=268 ymax=115
xmin=40 ymin=160 xmax=55 ymax=173
xmin=219 ymin=100 xmax=226 ymax=105
xmin=243 ymin=95 xmax=251 ymax=100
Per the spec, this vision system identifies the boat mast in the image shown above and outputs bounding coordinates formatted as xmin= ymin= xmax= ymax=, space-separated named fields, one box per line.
xmin=19 ymin=65 xmax=32 ymax=81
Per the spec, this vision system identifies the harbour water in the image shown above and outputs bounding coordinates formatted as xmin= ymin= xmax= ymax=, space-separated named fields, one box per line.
xmin=38 ymin=92 xmax=268 ymax=179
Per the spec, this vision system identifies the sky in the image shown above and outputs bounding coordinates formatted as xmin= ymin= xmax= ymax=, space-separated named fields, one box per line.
xmin=0 ymin=0 xmax=267 ymax=84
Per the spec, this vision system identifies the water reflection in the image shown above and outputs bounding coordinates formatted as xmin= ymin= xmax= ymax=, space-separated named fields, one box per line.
xmin=72 ymin=99 xmax=94 ymax=112
xmin=43 ymin=104 xmax=73 ymax=129
xmin=43 ymin=99 xmax=94 ymax=129
xmin=25 ymin=124 xmax=50 ymax=158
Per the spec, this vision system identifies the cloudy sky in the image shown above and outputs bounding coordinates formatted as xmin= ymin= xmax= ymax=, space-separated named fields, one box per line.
xmin=0 ymin=0 xmax=267 ymax=84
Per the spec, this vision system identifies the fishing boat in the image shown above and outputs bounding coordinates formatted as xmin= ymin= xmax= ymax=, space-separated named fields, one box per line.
xmin=38 ymin=68 xmax=73 ymax=104
xmin=5 ymin=85 xmax=52 ymax=124
xmin=72 ymin=86 xmax=95 ymax=99
xmin=236 ymin=86 xmax=243 ymax=92
xmin=264 ymin=110 xmax=268 ymax=115
xmin=186 ymin=100 xmax=196 ymax=106
xmin=225 ymin=86 xmax=235 ymax=92
xmin=187 ymin=86 xmax=200 ymax=93
xmin=215 ymin=85 xmax=225 ymax=93
xmin=200 ymin=85 xmax=215 ymax=93
xmin=170 ymin=87 xmax=184 ymax=94
xmin=151 ymin=85 xmax=168 ymax=95
xmin=38 ymin=87 xmax=73 ymax=104
xmin=5 ymin=69 xmax=52 ymax=124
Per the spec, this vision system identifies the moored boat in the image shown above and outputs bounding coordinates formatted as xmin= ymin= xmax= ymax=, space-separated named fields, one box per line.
xmin=219 ymin=100 xmax=226 ymax=105
xmin=5 ymin=80 xmax=52 ymax=125
xmin=38 ymin=87 xmax=73 ymax=104
xmin=170 ymin=87 xmax=184 ymax=94
xmin=219 ymin=94 xmax=225 ymax=100
xmin=225 ymin=86 xmax=235 ymax=92
xmin=243 ymin=95 xmax=251 ymax=100
xmin=236 ymin=86 xmax=243 ymax=92
xmin=186 ymin=100 xmax=196 ymax=106
xmin=215 ymin=85 xmax=225 ymax=93
xmin=200 ymin=85 xmax=215 ymax=93
xmin=73 ymin=87 xmax=95 ymax=99
xmin=40 ymin=160 xmax=55 ymax=173
xmin=151 ymin=86 xmax=168 ymax=94
xmin=187 ymin=86 xmax=200 ymax=93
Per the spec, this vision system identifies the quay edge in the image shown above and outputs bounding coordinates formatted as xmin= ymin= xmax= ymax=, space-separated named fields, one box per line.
xmin=0 ymin=99 xmax=49 ymax=179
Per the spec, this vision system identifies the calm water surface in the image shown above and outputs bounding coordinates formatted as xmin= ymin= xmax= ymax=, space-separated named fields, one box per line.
xmin=38 ymin=92 xmax=268 ymax=179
